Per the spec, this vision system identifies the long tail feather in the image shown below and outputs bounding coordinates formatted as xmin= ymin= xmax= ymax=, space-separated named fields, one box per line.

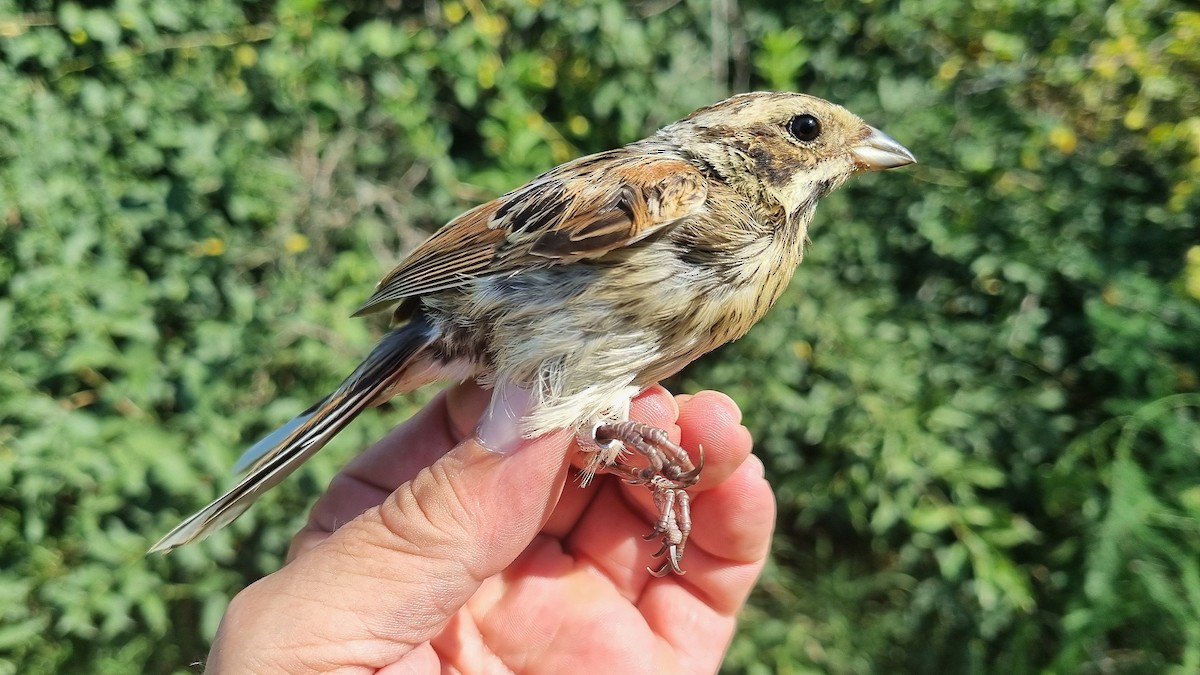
xmin=150 ymin=319 xmax=437 ymax=553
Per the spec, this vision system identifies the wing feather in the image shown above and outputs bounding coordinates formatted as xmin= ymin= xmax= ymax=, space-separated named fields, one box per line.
xmin=353 ymin=152 xmax=708 ymax=317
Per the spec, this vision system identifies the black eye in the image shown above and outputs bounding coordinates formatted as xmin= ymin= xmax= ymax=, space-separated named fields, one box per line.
xmin=787 ymin=114 xmax=821 ymax=142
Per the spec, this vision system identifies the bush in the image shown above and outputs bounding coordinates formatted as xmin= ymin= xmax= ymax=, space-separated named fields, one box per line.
xmin=1 ymin=0 xmax=1197 ymax=672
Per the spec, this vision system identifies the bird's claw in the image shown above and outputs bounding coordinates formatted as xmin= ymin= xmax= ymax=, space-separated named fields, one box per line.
xmin=646 ymin=482 xmax=691 ymax=573
xmin=648 ymin=544 xmax=685 ymax=577
xmin=593 ymin=420 xmax=700 ymax=575
xmin=671 ymin=443 xmax=704 ymax=485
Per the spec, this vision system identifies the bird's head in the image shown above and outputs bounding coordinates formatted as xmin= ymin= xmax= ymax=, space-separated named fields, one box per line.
xmin=661 ymin=91 xmax=915 ymax=220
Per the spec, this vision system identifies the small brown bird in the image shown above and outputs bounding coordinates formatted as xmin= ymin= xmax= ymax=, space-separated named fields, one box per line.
xmin=152 ymin=92 xmax=914 ymax=574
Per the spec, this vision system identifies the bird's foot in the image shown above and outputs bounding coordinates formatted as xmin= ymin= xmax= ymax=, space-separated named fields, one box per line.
xmin=594 ymin=420 xmax=704 ymax=575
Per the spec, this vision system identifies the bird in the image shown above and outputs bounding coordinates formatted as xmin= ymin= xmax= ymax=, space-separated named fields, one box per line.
xmin=151 ymin=91 xmax=915 ymax=575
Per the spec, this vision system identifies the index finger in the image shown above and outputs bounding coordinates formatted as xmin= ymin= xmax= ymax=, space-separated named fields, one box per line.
xmin=289 ymin=382 xmax=492 ymax=559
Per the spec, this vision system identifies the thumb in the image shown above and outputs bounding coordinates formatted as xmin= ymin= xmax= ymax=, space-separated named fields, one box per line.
xmin=208 ymin=385 xmax=573 ymax=673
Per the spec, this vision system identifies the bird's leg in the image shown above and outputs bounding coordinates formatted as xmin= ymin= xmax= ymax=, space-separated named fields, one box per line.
xmin=593 ymin=420 xmax=704 ymax=575
xmin=594 ymin=421 xmax=703 ymax=485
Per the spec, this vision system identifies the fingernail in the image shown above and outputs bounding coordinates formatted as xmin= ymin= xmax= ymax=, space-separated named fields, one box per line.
xmin=475 ymin=383 xmax=535 ymax=454
xmin=747 ymin=452 xmax=766 ymax=479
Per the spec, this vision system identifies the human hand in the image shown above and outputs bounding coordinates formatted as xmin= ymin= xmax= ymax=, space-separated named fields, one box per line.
xmin=206 ymin=383 xmax=774 ymax=674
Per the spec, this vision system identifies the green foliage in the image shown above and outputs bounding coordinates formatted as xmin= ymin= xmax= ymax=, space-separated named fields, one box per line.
xmin=1 ymin=0 xmax=1197 ymax=672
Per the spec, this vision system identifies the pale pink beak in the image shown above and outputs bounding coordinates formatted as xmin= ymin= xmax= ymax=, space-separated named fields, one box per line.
xmin=852 ymin=126 xmax=916 ymax=171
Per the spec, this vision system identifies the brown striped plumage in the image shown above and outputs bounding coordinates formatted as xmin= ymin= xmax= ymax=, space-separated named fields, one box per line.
xmin=152 ymin=92 xmax=914 ymax=572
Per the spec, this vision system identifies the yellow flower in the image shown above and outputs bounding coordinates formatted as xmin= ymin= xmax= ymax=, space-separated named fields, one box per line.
xmin=285 ymin=233 xmax=310 ymax=254
xmin=1185 ymin=245 xmax=1200 ymax=301
xmin=1048 ymin=126 xmax=1077 ymax=154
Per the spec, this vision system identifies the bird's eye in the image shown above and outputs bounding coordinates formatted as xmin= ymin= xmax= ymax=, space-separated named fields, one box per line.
xmin=787 ymin=114 xmax=821 ymax=142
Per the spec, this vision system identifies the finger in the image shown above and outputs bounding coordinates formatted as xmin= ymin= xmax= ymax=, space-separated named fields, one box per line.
xmin=636 ymin=454 xmax=774 ymax=672
xmin=614 ymin=390 xmax=753 ymax=528
xmin=216 ymin=386 xmax=576 ymax=671
xmin=563 ymin=390 xmax=762 ymax=597
xmin=676 ymin=390 xmax=751 ymax=490
xmin=650 ymin=452 xmax=774 ymax=608
xmin=629 ymin=392 xmax=768 ymax=611
xmin=542 ymin=385 xmax=678 ymax=539
xmin=341 ymin=382 xmax=492 ymax=493
xmin=686 ymin=453 xmax=772 ymax=569
xmin=375 ymin=643 xmax=441 ymax=675
xmin=289 ymin=383 xmax=491 ymax=560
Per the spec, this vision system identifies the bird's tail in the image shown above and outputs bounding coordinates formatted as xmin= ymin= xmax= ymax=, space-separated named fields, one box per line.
xmin=149 ymin=318 xmax=438 ymax=553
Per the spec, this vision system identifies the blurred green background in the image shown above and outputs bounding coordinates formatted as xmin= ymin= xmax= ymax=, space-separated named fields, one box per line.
xmin=2 ymin=0 xmax=1198 ymax=672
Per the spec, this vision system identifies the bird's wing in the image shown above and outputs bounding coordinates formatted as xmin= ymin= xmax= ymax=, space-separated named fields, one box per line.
xmin=353 ymin=151 xmax=708 ymax=316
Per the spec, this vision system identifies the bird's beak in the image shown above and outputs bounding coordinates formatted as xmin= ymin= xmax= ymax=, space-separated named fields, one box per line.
xmin=851 ymin=126 xmax=916 ymax=171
